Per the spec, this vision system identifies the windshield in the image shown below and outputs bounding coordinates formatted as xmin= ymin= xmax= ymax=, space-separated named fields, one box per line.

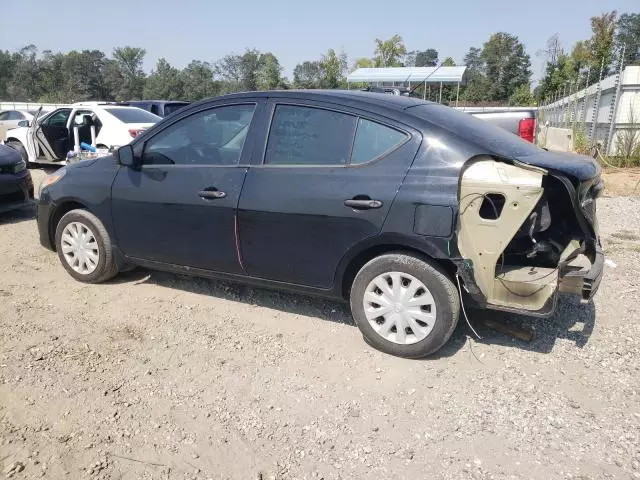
xmin=407 ymin=103 xmax=541 ymax=158
xmin=163 ymin=103 xmax=189 ymax=116
xmin=103 ymin=108 xmax=161 ymax=124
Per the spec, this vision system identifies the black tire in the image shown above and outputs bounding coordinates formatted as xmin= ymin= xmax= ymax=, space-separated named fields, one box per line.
xmin=54 ymin=209 xmax=119 ymax=283
xmin=6 ymin=140 xmax=29 ymax=167
xmin=350 ymin=253 xmax=460 ymax=358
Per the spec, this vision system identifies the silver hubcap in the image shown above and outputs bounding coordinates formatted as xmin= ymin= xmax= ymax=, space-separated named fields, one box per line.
xmin=61 ymin=222 xmax=99 ymax=274
xmin=363 ymin=272 xmax=437 ymax=345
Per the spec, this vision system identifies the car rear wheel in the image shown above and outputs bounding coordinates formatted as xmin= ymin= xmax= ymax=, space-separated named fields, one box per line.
xmin=54 ymin=209 xmax=118 ymax=283
xmin=350 ymin=253 xmax=460 ymax=358
xmin=6 ymin=140 xmax=29 ymax=167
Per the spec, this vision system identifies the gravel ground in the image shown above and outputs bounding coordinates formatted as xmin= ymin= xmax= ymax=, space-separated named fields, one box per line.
xmin=1 ymin=169 xmax=639 ymax=480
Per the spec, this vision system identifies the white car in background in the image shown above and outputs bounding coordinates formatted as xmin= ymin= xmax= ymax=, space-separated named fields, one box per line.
xmin=0 ymin=110 xmax=40 ymax=139
xmin=2 ymin=103 xmax=161 ymax=166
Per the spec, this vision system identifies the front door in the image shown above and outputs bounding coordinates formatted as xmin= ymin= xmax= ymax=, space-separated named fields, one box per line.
xmin=238 ymin=101 xmax=422 ymax=288
xmin=111 ymin=102 xmax=261 ymax=274
xmin=35 ymin=108 xmax=72 ymax=160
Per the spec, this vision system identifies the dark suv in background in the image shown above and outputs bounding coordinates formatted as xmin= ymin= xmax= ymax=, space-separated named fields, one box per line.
xmin=118 ymin=100 xmax=190 ymax=118
xmin=36 ymin=91 xmax=604 ymax=358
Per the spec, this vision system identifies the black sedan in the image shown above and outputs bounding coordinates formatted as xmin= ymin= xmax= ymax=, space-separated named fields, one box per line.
xmin=0 ymin=144 xmax=33 ymax=214
xmin=35 ymin=91 xmax=604 ymax=358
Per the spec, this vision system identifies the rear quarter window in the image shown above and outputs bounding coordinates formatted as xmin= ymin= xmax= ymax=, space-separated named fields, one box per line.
xmin=351 ymin=118 xmax=408 ymax=165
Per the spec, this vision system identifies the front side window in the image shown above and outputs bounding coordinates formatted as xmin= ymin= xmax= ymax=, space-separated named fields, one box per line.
xmin=264 ymin=105 xmax=357 ymax=165
xmin=351 ymin=118 xmax=408 ymax=165
xmin=142 ymin=104 xmax=256 ymax=166
xmin=46 ymin=109 xmax=71 ymax=127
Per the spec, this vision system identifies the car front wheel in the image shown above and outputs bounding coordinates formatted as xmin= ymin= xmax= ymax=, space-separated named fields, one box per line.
xmin=54 ymin=209 xmax=118 ymax=283
xmin=350 ymin=253 xmax=460 ymax=358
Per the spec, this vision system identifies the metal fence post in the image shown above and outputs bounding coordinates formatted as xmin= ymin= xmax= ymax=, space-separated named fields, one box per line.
xmin=604 ymin=46 xmax=626 ymax=156
xmin=588 ymin=58 xmax=605 ymax=148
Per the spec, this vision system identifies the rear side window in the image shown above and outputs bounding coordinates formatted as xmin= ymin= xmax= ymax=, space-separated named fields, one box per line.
xmin=104 ymin=108 xmax=161 ymax=124
xmin=351 ymin=118 xmax=408 ymax=164
xmin=164 ymin=103 xmax=189 ymax=116
xmin=6 ymin=111 xmax=24 ymax=120
xmin=265 ymin=105 xmax=356 ymax=165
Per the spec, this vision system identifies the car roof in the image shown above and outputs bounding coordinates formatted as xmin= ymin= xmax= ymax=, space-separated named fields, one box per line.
xmin=123 ymin=100 xmax=189 ymax=105
xmin=195 ymin=89 xmax=431 ymax=112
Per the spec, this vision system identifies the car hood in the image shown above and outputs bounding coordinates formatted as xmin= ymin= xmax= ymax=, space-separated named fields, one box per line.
xmin=0 ymin=144 xmax=21 ymax=166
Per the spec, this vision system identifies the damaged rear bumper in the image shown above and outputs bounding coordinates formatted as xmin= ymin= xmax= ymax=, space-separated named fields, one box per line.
xmin=558 ymin=245 xmax=604 ymax=302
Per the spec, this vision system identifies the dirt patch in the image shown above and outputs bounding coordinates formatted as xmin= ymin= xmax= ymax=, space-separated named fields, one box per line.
xmin=0 ymin=169 xmax=639 ymax=480
xmin=601 ymin=168 xmax=640 ymax=196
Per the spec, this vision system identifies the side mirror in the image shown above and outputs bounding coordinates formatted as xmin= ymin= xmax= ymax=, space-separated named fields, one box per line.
xmin=116 ymin=145 xmax=140 ymax=169
xmin=18 ymin=120 xmax=29 ymax=128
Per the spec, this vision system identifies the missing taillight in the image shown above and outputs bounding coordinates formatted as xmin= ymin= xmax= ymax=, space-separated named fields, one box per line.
xmin=518 ymin=118 xmax=535 ymax=143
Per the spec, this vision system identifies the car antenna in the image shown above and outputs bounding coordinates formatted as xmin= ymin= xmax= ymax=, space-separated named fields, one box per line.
xmin=409 ymin=60 xmax=444 ymax=98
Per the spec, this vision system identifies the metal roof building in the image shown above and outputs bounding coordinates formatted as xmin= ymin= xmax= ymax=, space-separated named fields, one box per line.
xmin=346 ymin=66 xmax=468 ymax=105
xmin=346 ymin=66 xmax=468 ymax=84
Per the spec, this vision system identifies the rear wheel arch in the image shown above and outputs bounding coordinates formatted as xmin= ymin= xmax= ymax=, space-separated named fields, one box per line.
xmin=338 ymin=241 xmax=457 ymax=300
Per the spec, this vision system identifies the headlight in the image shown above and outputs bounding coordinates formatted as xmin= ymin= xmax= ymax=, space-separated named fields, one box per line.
xmin=39 ymin=167 xmax=67 ymax=196
xmin=11 ymin=159 xmax=26 ymax=174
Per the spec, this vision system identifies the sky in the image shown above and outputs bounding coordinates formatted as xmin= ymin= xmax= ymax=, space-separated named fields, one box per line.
xmin=1 ymin=0 xmax=638 ymax=84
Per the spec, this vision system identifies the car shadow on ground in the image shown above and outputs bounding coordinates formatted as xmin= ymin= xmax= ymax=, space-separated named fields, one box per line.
xmin=113 ymin=269 xmax=595 ymax=358
xmin=0 ymin=203 xmax=35 ymax=225
xmin=468 ymin=295 xmax=596 ymax=354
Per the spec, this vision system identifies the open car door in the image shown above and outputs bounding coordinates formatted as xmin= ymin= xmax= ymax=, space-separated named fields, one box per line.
xmin=34 ymin=108 xmax=72 ymax=160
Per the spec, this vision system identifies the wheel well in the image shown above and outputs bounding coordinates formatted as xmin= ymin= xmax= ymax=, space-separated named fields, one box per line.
xmin=49 ymin=201 xmax=88 ymax=250
xmin=5 ymin=137 xmax=22 ymax=146
xmin=340 ymin=245 xmax=457 ymax=299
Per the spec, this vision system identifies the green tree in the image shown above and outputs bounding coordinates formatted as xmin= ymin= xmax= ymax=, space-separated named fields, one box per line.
xmin=615 ymin=13 xmax=640 ymax=66
xmin=509 ymin=83 xmax=535 ymax=106
xmin=415 ymin=49 xmax=438 ymax=67
xmin=373 ymin=35 xmax=406 ymax=67
xmin=257 ymin=53 xmax=283 ymax=90
xmin=320 ymin=49 xmax=347 ymax=88
xmin=461 ymin=47 xmax=488 ymax=103
xmin=239 ymin=49 xmax=262 ymax=91
xmin=107 ymin=46 xmax=146 ymax=100
xmin=6 ymin=45 xmax=41 ymax=101
xmin=587 ymin=11 xmax=617 ymax=76
xmin=441 ymin=57 xmax=456 ymax=66
xmin=181 ymin=60 xmax=221 ymax=101
xmin=352 ymin=57 xmax=374 ymax=69
xmin=215 ymin=54 xmax=243 ymax=92
xmin=481 ymin=32 xmax=531 ymax=101
xmin=293 ymin=61 xmax=323 ymax=88
xmin=144 ymin=58 xmax=185 ymax=100
xmin=0 ymin=50 xmax=15 ymax=99
xmin=36 ymin=50 xmax=66 ymax=102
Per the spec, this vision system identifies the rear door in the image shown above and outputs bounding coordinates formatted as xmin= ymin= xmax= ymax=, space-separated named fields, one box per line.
xmin=35 ymin=108 xmax=72 ymax=160
xmin=237 ymin=100 xmax=422 ymax=288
